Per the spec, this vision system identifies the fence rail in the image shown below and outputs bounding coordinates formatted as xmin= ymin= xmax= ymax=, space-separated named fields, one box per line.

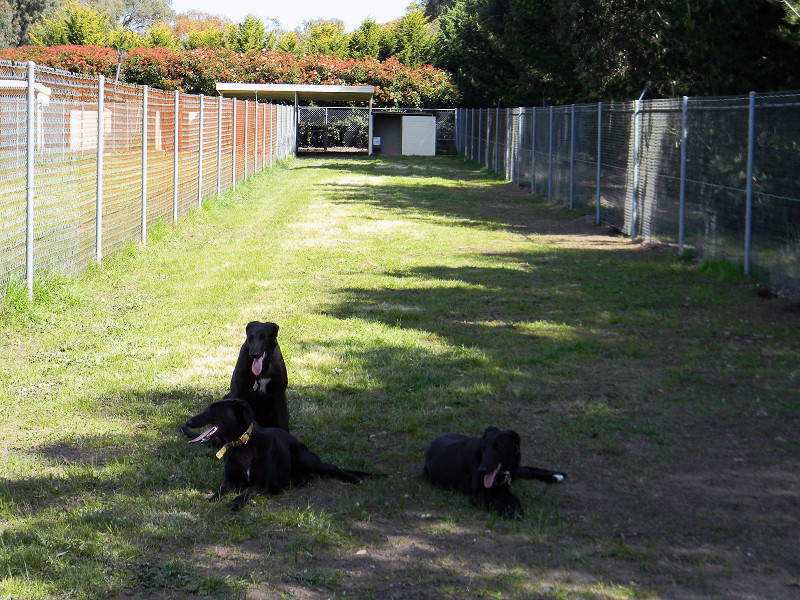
xmin=0 ymin=61 xmax=296 ymax=299
xmin=456 ymin=95 xmax=800 ymax=295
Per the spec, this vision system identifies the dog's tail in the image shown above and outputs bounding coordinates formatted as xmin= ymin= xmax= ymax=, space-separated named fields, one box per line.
xmin=517 ymin=466 xmax=566 ymax=484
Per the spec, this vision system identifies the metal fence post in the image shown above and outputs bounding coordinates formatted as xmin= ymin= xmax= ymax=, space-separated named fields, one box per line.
xmin=198 ymin=94 xmax=204 ymax=207
xmin=569 ymin=104 xmax=575 ymax=210
xmin=516 ymin=108 xmax=523 ymax=186
xmin=173 ymin=90 xmax=178 ymax=223
xmin=531 ymin=108 xmax=536 ymax=193
xmin=467 ymin=108 xmax=475 ymax=158
xmin=485 ymin=110 xmax=491 ymax=169
xmin=96 ymin=74 xmax=104 ymax=263
xmin=548 ymin=106 xmax=553 ymax=202
xmin=455 ymin=108 xmax=460 ymax=152
xmin=232 ymin=99 xmax=237 ymax=190
xmin=478 ymin=110 xmax=482 ymax=164
xmin=141 ymin=85 xmax=148 ymax=246
xmin=216 ymin=95 xmax=222 ymax=197
xmin=678 ymin=96 xmax=688 ymax=253
xmin=495 ymin=107 xmax=500 ymax=173
xmin=505 ymin=108 xmax=510 ymax=179
xmin=744 ymin=91 xmax=756 ymax=275
xmin=269 ymin=104 xmax=273 ymax=167
xmin=596 ymin=102 xmax=602 ymax=224
xmin=631 ymin=99 xmax=641 ymax=239
xmin=25 ymin=61 xmax=35 ymax=300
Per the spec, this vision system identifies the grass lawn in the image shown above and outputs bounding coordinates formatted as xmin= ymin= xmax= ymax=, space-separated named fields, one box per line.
xmin=1 ymin=154 xmax=798 ymax=599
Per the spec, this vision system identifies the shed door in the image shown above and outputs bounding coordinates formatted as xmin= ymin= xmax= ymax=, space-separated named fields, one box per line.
xmin=401 ymin=115 xmax=436 ymax=156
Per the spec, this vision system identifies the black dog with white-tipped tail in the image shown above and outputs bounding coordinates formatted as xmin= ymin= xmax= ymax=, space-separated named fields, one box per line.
xmin=423 ymin=427 xmax=566 ymax=518
xmin=186 ymin=398 xmax=381 ymax=510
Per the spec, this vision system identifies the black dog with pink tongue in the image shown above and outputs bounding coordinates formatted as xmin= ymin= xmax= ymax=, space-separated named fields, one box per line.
xmin=227 ymin=321 xmax=289 ymax=431
xmin=186 ymin=398 xmax=378 ymax=511
xmin=423 ymin=427 xmax=566 ymax=518
xmin=181 ymin=321 xmax=289 ymax=443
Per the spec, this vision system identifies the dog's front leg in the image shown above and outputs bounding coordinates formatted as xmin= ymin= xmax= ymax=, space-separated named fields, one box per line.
xmin=483 ymin=488 xmax=523 ymax=519
xmin=208 ymin=479 xmax=234 ymax=502
xmin=230 ymin=486 xmax=266 ymax=511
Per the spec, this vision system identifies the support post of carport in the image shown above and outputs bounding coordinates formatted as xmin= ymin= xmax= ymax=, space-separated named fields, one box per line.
xmin=368 ymin=97 xmax=373 ymax=155
xmin=294 ymin=91 xmax=299 ymax=155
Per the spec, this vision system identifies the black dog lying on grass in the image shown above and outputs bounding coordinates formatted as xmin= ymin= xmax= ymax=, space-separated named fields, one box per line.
xmin=424 ymin=427 xmax=566 ymax=518
xmin=186 ymin=398 xmax=381 ymax=510
xmin=182 ymin=320 xmax=289 ymax=442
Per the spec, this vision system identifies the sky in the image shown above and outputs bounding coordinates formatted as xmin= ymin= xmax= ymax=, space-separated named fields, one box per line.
xmin=169 ymin=0 xmax=416 ymax=32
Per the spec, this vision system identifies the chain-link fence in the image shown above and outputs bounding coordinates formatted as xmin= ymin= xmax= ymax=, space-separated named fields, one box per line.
xmin=457 ymin=95 xmax=800 ymax=296
xmin=297 ymin=107 xmax=456 ymax=153
xmin=0 ymin=61 xmax=296 ymax=298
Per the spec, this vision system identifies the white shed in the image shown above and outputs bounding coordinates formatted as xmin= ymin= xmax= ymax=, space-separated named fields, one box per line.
xmin=371 ymin=112 xmax=436 ymax=156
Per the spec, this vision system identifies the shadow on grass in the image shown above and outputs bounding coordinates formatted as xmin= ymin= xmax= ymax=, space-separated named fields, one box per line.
xmin=3 ymin=154 xmax=799 ymax=598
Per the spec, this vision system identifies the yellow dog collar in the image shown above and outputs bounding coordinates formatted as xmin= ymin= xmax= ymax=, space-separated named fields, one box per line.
xmin=216 ymin=423 xmax=254 ymax=459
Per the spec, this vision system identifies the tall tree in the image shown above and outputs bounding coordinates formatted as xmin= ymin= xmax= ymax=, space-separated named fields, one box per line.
xmin=392 ymin=3 xmax=436 ymax=67
xmin=92 ymin=0 xmax=173 ymax=33
xmin=0 ymin=0 xmax=61 ymax=46
xmin=29 ymin=1 xmax=111 ymax=46
xmin=227 ymin=14 xmax=266 ymax=52
xmin=421 ymin=0 xmax=458 ymax=18
xmin=435 ymin=0 xmax=576 ymax=106
xmin=302 ymin=18 xmax=349 ymax=57
xmin=349 ymin=18 xmax=381 ymax=59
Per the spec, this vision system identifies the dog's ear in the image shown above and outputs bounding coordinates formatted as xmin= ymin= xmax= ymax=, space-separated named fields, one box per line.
xmin=482 ymin=427 xmax=499 ymax=438
xmin=508 ymin=430 xmax=521 ymax=448
xmin=271 ymin=323 xmax=279 ymax=336
xmin=233 ymin=398 xmax=254 ymax=422
xmin=245 ymin=321 xmax=256 ymax=335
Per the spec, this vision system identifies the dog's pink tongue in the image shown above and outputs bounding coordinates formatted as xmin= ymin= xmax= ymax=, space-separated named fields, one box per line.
xmin=251 ymin=353 xmax=265 ymax=376
xmin=483 ymin=464 xmax=501 ymax=489
xmin=188 ymin=426 xmax=218 ymax=444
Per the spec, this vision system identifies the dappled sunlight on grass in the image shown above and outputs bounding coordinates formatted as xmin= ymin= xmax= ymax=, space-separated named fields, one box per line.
xmin=0 ymin=155 xmax=798 ymax=598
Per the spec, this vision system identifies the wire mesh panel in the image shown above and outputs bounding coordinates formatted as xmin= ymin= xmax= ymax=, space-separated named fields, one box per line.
xmin=597 ymin=102 xmax=635 ymax=232
xmin=32 ymin=67 xmax=98 ymax=275
xmin=201 ymin=95 xmax=218 ymax=201
xmin=177 ymin=94 xmax=199 ymax=216
xmin=0 ymin=62 xmax=28 ymax=288
xmin=637 ymin=99 xmax=683 ymax=243
xmin=102 ymin=80 xmax=142 ymax=257
xmin=683 ymin=96 xmax=750 ymax=261
xmin=247 ymin=101 xmax=255 ymax=178
xmin=517 ymin=108 xmax=533 ymax=188
xmin=572 ymin=104 xmax=600 ymax=215
xmin=146 ymin=87 xmax=175 ymax=226
xmin=550 ymin=106 xmax=571 ymax=202
xmin=751 ymin=92 xmax=800 ymax=293
xmin=234 ymin=99 xmax=246 ymax=183
xmin=219 ymin=98 xmax=233 ymax=194
xmin=532 ymin=107 xmax=551 ymax=197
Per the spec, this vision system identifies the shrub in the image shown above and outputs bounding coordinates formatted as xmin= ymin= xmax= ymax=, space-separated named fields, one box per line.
xmin=0 ymin=45 xmax=460 ymax=107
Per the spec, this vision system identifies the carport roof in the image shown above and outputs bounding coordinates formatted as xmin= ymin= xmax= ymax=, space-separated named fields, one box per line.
xmin=215 ymin=83 xmax=375 ymax=103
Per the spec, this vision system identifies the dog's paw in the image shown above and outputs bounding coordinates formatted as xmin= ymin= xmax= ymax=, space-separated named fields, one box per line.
xmin=206 ymin=492 xmax=221 ymax=502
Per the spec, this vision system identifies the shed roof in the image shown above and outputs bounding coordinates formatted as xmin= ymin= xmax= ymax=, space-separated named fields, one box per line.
xmin=215 ymin=83 xmax=375 ymax=103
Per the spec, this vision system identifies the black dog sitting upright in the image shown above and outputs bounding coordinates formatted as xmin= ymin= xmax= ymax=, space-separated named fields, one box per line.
xmin=227 ymin=321 xmax=289 ymax=431
xmin=424 ymin=427 xmax=566 ymax=518
xmin=182 ymin=321 xmax=289 ymax=442
xmin=186 ymin=398 xmax=380 ymax=510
